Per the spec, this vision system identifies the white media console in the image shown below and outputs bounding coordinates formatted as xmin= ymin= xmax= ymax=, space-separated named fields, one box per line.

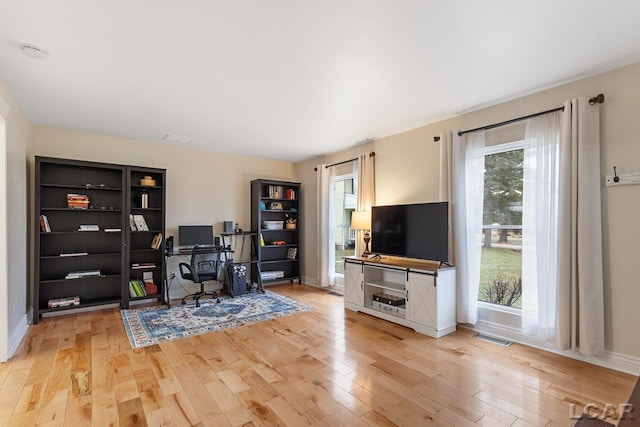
xmin=344 ymin=256 xmax=456 ymax=338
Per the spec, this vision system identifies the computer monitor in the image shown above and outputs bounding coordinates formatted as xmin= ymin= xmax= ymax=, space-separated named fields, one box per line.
xmin=178 ymin=225 xmax=214 ymax=247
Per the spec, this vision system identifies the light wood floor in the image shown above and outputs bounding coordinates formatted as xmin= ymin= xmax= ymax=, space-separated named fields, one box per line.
xmin=0 ymin=284 xmax=636 ymax=426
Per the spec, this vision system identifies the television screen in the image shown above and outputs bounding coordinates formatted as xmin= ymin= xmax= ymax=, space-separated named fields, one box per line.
xmin=370 ymin=202 xmax=448 ymax=262
xmin=179 ymin=225 xmax=214 ymax=247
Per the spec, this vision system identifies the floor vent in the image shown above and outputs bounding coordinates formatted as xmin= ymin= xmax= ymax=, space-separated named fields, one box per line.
xmin=473 ymin=333 xmax=512 ymax=347
xmin=328 ymin=291 xmax=343 ymax=297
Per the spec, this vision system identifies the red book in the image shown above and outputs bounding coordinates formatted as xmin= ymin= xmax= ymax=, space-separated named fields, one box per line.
xmin=144 ymin=282 xmax=158 ymax=296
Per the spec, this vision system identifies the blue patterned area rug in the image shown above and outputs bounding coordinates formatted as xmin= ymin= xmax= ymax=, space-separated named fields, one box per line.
xmin=121 ymin=291 xmax=313 ymax=349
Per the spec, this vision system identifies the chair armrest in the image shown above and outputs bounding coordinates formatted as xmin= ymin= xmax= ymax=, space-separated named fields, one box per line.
xmin=179 ymin=262 xmax=199 ymax=283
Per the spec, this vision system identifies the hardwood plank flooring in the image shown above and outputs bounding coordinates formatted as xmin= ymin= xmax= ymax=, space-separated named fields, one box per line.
xmin=1 ymin=284 xmax=636 ymax=426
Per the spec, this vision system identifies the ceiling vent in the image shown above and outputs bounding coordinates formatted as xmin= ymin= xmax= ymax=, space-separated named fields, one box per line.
xmin=20 ymin=44 xmax=48 ymax=60
xmin=162 ymin=133 xmax=195 ymax=144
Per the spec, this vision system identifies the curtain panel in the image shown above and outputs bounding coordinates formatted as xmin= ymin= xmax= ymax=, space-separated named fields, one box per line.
xmin=522 ymin=112 xmax=562 ymax=343
xmin=439 ymin=131 xmax=485 ymax=324
xmin=316 ymin=164 xmax=335 ymax=287
xmin=556 ymin=98 xmax=605 ymax=356
xmin=356 ymin=153 xmax=375 ymax=256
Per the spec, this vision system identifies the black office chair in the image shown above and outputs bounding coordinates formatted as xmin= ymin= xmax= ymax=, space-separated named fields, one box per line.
xmin=178 ymin=245 xmax=221 ymax=307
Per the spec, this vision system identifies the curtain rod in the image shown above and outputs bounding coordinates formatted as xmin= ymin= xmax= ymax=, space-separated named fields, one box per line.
xmin=314 ymin=152 xmax=375 ymax=171
xmin=432 ymin=93 xmax=605 ymax=142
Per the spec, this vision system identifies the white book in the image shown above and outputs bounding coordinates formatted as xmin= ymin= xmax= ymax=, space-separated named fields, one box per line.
xmin=60 ymin=252 xmax=88 ymax=257
xmin=133 ymin=215 xmax=149 ymax=231
xmin=67 ymin=270 xmax=101 ymax=277
xmin=129 ymin=214 xmax=137 ymax=231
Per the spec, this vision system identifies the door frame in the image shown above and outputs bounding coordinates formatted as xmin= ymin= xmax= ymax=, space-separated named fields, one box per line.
xmin=0 ymin=95 xmax=9 ymax=361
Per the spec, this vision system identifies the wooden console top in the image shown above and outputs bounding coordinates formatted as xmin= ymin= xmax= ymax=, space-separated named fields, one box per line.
xmin=344 ymin=256 xmax=453 ymax=272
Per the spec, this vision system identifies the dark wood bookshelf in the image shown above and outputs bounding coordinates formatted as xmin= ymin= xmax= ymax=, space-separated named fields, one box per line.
xmin=251 ymin=179 xmax=301 ymax=287
xmin=34 ymin=157 xmax=166 ymax=323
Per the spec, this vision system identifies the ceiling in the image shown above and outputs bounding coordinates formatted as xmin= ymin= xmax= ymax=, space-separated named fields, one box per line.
xmin=1 ymin=1 xmax=640 ymax=162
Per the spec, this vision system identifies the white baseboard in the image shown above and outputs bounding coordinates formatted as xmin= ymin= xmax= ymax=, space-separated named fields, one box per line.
xmin=7 ymin=314 xmax=28 ymax=359
xmin=467 ymin=321 xmax=640 ymax=375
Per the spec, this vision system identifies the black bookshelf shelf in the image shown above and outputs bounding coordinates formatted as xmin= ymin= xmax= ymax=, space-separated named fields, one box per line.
xmin=40 ymin=183 xmax=122 ymax=191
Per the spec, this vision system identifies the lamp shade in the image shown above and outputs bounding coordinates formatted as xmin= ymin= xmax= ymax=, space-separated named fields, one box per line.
xmin=350 ymin=211 xmax=371 ymax=230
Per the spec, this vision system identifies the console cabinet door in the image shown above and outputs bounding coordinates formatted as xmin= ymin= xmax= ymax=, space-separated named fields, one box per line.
xmin=344 ymin=261 xmax=364 ymax=306
xmin=406 ymin=272 xmax=437 ymax=328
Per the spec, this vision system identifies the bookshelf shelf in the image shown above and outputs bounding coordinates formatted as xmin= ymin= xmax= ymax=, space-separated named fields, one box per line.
xmin=40 ymin=207 xmax=122 ymax=212
xmin=40 ymin=252 xmax=121 ymax=260
xmin=39 ymin=297 xmax=121 ymax=314
xmin=40 ymin=183 xmax=122 ymax=191
xmin=40 ymin=274 xmax=122 ymax=284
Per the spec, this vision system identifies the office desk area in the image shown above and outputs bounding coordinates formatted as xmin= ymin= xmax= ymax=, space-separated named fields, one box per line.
xmin=164 ymin=244 xmax=262 ymax=306
xmin=164 ymin=246 xmax=226 ymax=307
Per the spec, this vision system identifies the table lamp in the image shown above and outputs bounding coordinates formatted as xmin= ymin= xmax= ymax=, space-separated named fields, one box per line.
xmin=351 ymin=211 xmax=372 ymax=256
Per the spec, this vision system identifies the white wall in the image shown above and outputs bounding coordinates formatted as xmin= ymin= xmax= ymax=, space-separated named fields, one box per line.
xmin=30 ymin=126 xmax=295 ymax=299
xmin=0 ymin=76 xmax=30 ymax=360
xmin=294 ymin=61 xmax=640 ymax=359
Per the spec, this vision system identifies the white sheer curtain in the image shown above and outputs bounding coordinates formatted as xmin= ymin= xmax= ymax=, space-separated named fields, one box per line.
xmin=441 ymin=131 xmax=485 ymax=324
xmin=556 ymin=98 xmax=605 ymax=356
xmin=522 ymin=112 xmax=561 ymax=343
xmin=316 ymin=164 xmax=335 ymax=287
xmin=356 ymin=152 xmax=375 ymax=256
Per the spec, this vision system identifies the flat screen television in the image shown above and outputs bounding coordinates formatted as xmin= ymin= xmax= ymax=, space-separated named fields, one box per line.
xmin=370 ymin=202 xmax=448 ymax=262
xmin=178 ymin=225 xmax=214 ymax=247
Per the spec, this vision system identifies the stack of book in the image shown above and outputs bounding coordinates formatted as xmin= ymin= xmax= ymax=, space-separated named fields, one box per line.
xmin=78 ymin=224 xmax=99 ymax=232
xmin=267 ymin=185 xmax=283 ymax=198
xmin=131 ymin=262 xmax=156 ymax=269
xmin=67 ymin=194 xmax=90 ymax=209
xmin=371 ymin=292 xmax=406 ymax=316
xmin=48 ymin=296 xmax=80 ymax=308
xmin=65 ymin=270 xmax=101 ymax=279
xmin=129 ymin=279 xmax=157 ymax=297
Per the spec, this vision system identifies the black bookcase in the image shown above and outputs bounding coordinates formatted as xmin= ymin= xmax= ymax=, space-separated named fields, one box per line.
xmin=34 ymin=157 xmax=166 ymax=322
xmin=251 ymin=179 xmax=301 ymax=285
xmin=125 ymin=167 xmax=166 ymax=306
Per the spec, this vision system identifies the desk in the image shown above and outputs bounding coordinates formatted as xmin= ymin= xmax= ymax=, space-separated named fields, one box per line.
xmin=164 ymin=246 xmax=225 ymax=308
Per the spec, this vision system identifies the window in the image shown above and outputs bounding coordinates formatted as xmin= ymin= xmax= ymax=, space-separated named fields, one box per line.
xmin=333 ymin=174 xmax=357 ymax=276
xmin=477 ymin=141 xmax=524 ymax=310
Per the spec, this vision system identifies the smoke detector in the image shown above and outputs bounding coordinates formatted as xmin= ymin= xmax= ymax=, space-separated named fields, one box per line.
xmin=20 ymin=44 xmax=48 ymax=60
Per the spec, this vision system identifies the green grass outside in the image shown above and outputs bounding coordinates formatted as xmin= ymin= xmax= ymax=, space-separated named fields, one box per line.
xmin=479 ymin=246 xmax=522 ymax=308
